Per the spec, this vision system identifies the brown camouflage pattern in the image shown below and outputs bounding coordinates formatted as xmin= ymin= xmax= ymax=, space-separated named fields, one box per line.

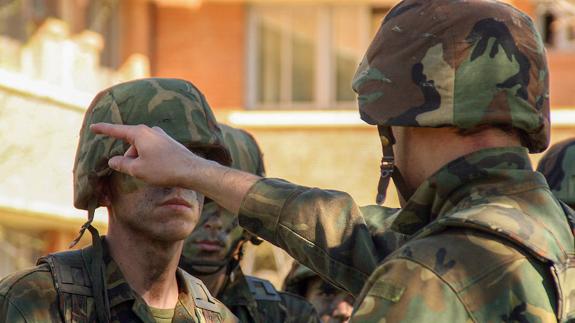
xmin=73 ymin=78 xmax=231 ymax=210
xmin=238 ymin=147 xmax=575 ymax=321
xmin=538 ymin=138 xmax=575 ymax=207
xmin=353 ymin=0 xmax=550 ymax=153
xmin=0 ymin=239 xmax=237 ymax=322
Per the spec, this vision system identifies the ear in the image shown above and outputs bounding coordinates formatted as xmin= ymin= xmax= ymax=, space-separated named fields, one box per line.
xmin=98 ymin=182 xmax=112 ymax=207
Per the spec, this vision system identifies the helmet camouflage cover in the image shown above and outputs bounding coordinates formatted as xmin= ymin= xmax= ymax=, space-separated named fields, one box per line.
xmin=73 ymin=78 xmax=232 ymax=211
xmin=181 ymin=124 xmax=266 ymax=266
xmin=537 ymin=138 xmax=575 ymax=207
xmin=353 ymin=0 xmax=550 ymax=153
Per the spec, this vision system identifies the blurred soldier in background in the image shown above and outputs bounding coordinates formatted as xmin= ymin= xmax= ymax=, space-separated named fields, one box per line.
xmin=283 ymin=263 xmax=353 ymax=323
xmin=91 ymin=0 xmax=575 ymax=321
xmin=0 ymin=78 xmax=237 ymax=322
xmin=537 ymin=138 xmax=575 ymax=209
xmin=180 ymin=124 xmax=319 ymax=323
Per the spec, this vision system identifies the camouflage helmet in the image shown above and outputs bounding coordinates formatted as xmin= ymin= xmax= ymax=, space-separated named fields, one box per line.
xmin=537 ymin=138 xmax=575 ymax=207
xmin=180 ymin=124 xmax=265 ymax=272
xmin=283 ymin=262 xmax=319 ymax=297
xmin=73 ymin=78 xmax=232 ymax=211
xmin=353 ymin=0 xmax=550 ymax=153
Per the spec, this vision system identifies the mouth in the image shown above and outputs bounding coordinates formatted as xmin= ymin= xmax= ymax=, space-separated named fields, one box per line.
xmin=160 ymin=197 xmax=192 ymax=209
xmin=194 ymin=240 xmax=225 ymax=252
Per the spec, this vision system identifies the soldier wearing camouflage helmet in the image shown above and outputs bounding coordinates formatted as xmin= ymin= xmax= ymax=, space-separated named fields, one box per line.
xmin=90 ymin=0 xmax=575 ymax=321
xmin=0 ymin=78 xmax=238 ymax=322
xmin=283 ymin=262 xmax=354 ymax=323
xmin=537 ymin=138 xmax=575 ymax=209
xmin=180 ymin=124 xmax=320 ymax=323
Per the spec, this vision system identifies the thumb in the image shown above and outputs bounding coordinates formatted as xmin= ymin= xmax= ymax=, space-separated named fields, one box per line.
xmin=108 ymin=155 xmax=136 ymax=176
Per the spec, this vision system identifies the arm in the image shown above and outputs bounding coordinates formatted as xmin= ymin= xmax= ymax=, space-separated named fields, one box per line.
xmin=239 ymin=178 xmax=405 ymax=296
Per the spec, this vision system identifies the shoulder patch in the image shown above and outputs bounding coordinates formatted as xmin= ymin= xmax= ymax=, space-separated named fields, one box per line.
xmin=245 ymin=276 xmax=282 ymax=302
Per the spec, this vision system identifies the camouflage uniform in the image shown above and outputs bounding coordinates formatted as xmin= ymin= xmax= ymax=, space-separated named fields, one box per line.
xmin=238 ymin=1 xmax=575 ymax=321
xmin=180 ymin=124 xmax=320 ymax=323
xmin=537 ymin=138 xmax=575 ymax=208
xmin=0 ymin=78 xmax=237 ymax=322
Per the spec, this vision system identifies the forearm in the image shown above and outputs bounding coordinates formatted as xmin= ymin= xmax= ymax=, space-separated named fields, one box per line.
xmin=180 ymin=158 xmax=260 ymax=214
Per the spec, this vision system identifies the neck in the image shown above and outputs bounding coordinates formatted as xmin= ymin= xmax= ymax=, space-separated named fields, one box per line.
xmin=194 ymin=264 xmax=228 ymax=296
xmin=106 ymin=224 xmax=182 ymax=309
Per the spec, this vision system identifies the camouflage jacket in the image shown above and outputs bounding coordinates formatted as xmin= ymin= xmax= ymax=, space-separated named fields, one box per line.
xmin=0 ymin=239 xmax=237 ymax=322
xmin=239 ymin=147 xmax=575 ymax=321
xmin=218 ymin=266 xmax=319 ymax=323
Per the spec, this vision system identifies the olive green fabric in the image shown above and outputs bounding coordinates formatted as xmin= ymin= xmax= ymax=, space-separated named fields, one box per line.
xmin=73 ymin=78 xmax=231 ymax=210
xmin=149 ymin=306 xmax=175 ymax=323
xmin=0 ymin=239 xmax=237 ymax=322
xmin=537 ymin=138 xmax=575 ymax=207
xmin=239 ymin=147 xmax=575 ymax=321
xmin=353 ymin=0 xmax=550 ymax=153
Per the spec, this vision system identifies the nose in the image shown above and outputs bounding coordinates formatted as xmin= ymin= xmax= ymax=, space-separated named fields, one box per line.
xmin=203 ymin=214 xmax=223 ymax=231
xmin=330 ymin=298 xmax=353 ymax=322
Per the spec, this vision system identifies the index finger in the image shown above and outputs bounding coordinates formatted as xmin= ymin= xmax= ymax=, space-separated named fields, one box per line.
xmin=90 ymin=123 xmax=138 ymax=145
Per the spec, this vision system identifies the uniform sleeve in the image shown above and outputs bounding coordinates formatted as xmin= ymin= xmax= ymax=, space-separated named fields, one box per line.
xmin=238 ymin=178 xmax=406 ymax=296
xmin=351 ymin=258 xmax=470 ymax=322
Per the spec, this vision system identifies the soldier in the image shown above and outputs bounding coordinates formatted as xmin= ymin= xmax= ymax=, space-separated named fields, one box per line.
xmin=537 ymin=138 xmax=575 ymax=209
xmin=179 ymin=124 xmax=320 ymax=322
xmin=283 ymin=263 xmax=354 ymax=323
xmin=91 ymin=0 xmax=575 ymax=321
xmin=0 ymin=79 xmax=237 ymax=322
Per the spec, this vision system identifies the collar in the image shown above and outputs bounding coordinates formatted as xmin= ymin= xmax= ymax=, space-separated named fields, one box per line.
xmin=390 ymin=146 xmax=574 ymax=264
xmin=101 ymin=239 xmax=199 ymax=321
xmin=391 ymin=146 xmax=537 ymax=234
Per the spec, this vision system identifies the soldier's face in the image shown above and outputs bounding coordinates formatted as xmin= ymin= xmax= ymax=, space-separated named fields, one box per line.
xmin=183 ymin=202 xmax=243 ymax=264
xmin=105 ymin=171 xmax=203 ymax=241
xmin=304 ymin=277 xmax=354 ymax=323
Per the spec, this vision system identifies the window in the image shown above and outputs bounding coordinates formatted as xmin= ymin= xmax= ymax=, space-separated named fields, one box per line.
xmin=247 ymin=4 xmax=372 ymax=110
xmin=536 ymin=4 xmax=575 ymax=51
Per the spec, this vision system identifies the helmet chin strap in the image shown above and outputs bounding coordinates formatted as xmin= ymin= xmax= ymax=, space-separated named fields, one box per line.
xmin=376 ymin=126 xmax=416 ymax=205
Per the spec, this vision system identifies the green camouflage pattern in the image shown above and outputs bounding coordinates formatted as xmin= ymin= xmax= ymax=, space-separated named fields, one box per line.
xmin=537 ymin=138 xmax=575 ymax=207
xmin=0 ymin=239 xmax=237 ymax=322
xmin=218 ymin=266 xmax=319 ymax=323
xmin=220 ymin=124 xmax=266 ymax=177
xmin=352 ymin=0 xmax=550 ymax=153
xmin=73 ymin=78 xmax=231 ymax=210
xmin=238 ymin=147 xmax=575 ymax=321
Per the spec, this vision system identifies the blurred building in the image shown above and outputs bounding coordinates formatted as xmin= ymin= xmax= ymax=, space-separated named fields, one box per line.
xmin=0 ymin=0 xmax=574 ymax=285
